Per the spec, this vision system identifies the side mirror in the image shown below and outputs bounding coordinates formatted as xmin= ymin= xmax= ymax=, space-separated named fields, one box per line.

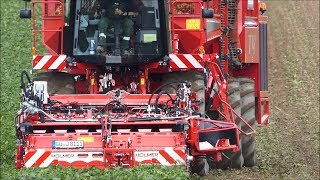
xmin=202 ymin=9 xmax=214 ymax=18
xmin=20 ymin=9 xmax=31 ymax=19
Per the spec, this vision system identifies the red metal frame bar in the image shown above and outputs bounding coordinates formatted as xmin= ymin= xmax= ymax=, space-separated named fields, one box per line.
xmin=216 ymin=93 xmax=256 ymax=136
xmin=258 ymin=97 xmax=269 ymax=126
xmin=32 ymin=1 xmax=64 ymax=55
xmin=49 ymin=94 xmax=176 ymax=106
xmin=188 ymin=118 xmax=240 ymax=155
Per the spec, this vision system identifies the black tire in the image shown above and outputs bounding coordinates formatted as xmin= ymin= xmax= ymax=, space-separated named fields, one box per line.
xmin=190 ymin=157 xmax=209 ymax=176
xmin=162 ymin=71 xmax=209 ymax=176
xmin=33 ymin=72 xmax=75 ymax=95
xmin=162 ymin=71 xmax=205 ymax=114
xmin=239 ymin=78 xmax=257 ymax=167
xmin=213 ymin=78 xmax=244 ymax=169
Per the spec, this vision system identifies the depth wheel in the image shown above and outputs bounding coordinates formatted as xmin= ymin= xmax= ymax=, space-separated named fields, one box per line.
xmin=239 ymin=78 xmax=257 ymax=167
xmin=33 ymin=72 xmax=75 ymax=95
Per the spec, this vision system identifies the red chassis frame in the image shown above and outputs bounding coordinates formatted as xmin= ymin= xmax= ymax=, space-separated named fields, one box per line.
xmin=16 ymin=0 xmax=269 ymax=170
xmin=16 ymin=93 xmax=245 ymax=169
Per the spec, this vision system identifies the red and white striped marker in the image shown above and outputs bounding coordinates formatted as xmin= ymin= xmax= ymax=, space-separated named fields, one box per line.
xmin=24 ymin=147 xmax=186 ymax=168
xmin=24 ymin=150 xmax=103 ymax=168
xmin=169 ymin=54 xmax=203 ymax=69
xmin=32 ymin=55 xmax=67 ymax=70
xmin=134 ymin=147 xmax=186 ymax=166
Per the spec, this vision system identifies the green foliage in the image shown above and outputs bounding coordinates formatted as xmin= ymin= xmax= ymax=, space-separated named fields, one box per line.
xmin=1 ymin=165 xmax=189 ymax=180
xmin=1 ymin=0 xmax=32 ymax=169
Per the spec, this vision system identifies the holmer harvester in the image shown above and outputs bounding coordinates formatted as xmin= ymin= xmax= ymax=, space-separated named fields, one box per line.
xmin=16 ymin=0 xmax=269 ymax=175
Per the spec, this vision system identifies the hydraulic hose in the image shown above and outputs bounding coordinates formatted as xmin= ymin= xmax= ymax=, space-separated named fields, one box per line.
xmin=96 ymin=100 xmax=122 ymax=115
xmin=148 ymin=81 xmax=185 ymax=105
xmin=154 ymin=91 xmax=174 ymax=114
xmin=20 ymin=71 xmax=31 ymax=97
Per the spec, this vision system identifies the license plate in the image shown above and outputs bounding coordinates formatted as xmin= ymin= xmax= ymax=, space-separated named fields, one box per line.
xmin=52 ymin=140 xmax=84 ymax=149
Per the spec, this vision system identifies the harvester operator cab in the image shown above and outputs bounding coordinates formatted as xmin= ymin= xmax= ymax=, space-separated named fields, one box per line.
xmin=66 ymin=0 xmax=166 ymax=65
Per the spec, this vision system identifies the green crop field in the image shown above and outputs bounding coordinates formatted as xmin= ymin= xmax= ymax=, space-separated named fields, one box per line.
xmin=1 ymin=1 xmax=319 ymax=180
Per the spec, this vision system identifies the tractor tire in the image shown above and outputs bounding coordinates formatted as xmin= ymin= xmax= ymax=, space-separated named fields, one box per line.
xmin=190 ymin=157 xmax=209 ymax=176
xmin=239 ymin=78 xmax=257 ymax=167
xmin=162 ymin=71 xmax=208 ymax=176
xmin=33 ymin=72 xmax=75 ymax=95
xmin=212 ymin=78 xmax=244 ymax=169
xmin=162 ymin=71 xmax=205 ymax=114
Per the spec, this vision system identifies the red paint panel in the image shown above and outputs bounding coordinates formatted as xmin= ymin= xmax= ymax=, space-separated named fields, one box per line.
xmin=71 ymin=161 xmax=87 ymax=169
xmin=58 ymin=161 xmax=70 ymax=168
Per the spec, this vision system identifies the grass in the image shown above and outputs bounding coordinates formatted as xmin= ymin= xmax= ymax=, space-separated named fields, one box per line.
xmin=1 ymin=1 xmax=32 ymax=172
xmin=1 ymin=1 xmax=319 ymax=180
xmin=1 ymin=165 xmax=189 ymax=180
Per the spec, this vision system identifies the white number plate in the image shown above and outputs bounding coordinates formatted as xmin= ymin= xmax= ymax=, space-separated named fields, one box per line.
xmin=52 ymin=140 xmax=84 ymax=149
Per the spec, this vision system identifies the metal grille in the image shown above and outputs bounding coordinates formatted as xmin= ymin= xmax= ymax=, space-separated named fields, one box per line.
xmin=174 ymin=3 xmax=194 ymax=14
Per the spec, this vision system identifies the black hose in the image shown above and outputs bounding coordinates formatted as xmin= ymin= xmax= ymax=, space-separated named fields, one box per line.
xmin=154 ymin=91 xmax=174 ymax=114
xmin=148 ymin=81 xmax=185 ymax=105
xmin=97 ymin=100 xmax=121 ymax=114
xmin=20 ymin=71 xmax=31 ymax=97
xmin=21 ymin=73 xmax=42 ymax=108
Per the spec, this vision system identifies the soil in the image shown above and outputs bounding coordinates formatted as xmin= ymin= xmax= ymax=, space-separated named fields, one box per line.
xmin=202 ymin=1 xmax=320 ymax=179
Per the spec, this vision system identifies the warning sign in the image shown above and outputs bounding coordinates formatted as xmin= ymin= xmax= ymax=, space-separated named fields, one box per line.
xmin=186 ymin=19 xmax=201 ymax=30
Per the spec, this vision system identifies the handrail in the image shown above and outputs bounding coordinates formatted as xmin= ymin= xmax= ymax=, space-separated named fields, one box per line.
xmin=169 ymin=0 xmax=205 ymax=54
xmin=31 ymin=1 xmax=64 ymax=55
